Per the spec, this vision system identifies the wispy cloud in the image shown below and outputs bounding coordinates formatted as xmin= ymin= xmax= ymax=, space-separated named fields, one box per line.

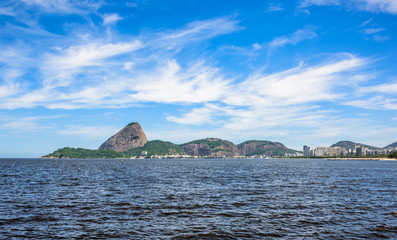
xmin=43 ymin=41 xmax=143 ymax=88
xmin=19 ymin=0 xmax=103 ymax=15
xmin=267 ymin=3 xmax=284 ymax=12
xmin=102 ymin=13 xmax=123 ymax=25
xmin=0 ymin=16 xmax=240 ymax=109
xmin=58 ymin=125 xmax=119 ymax=138
xmin=167 ymin=54 xmax=369 ymax=130
xmin=154 ymin=16 xmax=242 ymax=50
xmin=269 ymin=26 xmax=317 ymax=49
xmin=300 ymin=0 xmax=397 ymax=15
xmin=363 ymin=28 xmax=386 ymax=35
xmin=0 ymin=115 xmax=61 ymax=132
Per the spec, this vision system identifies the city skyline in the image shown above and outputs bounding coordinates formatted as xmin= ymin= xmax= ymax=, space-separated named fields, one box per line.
xmin=1 ymin=0 xmax=397 ymax=157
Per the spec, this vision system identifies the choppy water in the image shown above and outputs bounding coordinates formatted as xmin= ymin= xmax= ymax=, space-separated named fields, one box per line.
xmin=0 ymin=158 xmax=396 ymax=239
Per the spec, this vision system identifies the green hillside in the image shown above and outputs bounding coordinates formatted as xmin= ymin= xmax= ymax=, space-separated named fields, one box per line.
xmin=43 ymin=147 xmax=125 ymax=159
xmin=331 ymin=141 xmax=379 ymax=150
xmin=125 ymin=140 xmax=186 ymax=157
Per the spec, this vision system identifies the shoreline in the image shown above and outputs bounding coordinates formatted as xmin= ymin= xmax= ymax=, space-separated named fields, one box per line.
xmin=327 ymin=157 xmax=397 ymax=161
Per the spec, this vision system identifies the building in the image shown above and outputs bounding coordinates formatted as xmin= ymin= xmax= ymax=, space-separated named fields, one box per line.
xmin=316 ymin=147 xmax=327 ymax=157
xmin=328 ymin=147 xmax=343 ymax=157
xmin=303 ymin=145 xmax=311 ymax=157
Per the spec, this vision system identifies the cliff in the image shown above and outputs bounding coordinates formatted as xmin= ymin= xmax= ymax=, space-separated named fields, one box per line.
xmin=181 ymin=138 xmax=239 ymax=158
xmin=237 ymin=140 xmax=298 ymax=157
xmin=98 ymin=122 xmax=147 ymax=152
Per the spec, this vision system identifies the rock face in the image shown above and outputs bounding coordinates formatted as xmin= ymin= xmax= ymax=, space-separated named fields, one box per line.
xmin=237 ymin=140 xmax=296 ymax=157
xmin=181 ymin=138 xmax=239 ymax=158
xmin=98 ymin=122 xmax=147 ymax=152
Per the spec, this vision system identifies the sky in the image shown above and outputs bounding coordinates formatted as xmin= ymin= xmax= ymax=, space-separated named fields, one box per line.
xmin=1 ymin=0 xmax=397 ymax=157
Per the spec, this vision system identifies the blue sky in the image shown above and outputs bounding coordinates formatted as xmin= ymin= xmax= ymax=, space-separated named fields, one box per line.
xmin=1 ymin=0 xmax=397 ymax=157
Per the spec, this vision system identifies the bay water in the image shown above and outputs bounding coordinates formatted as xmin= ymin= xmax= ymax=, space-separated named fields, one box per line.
xmin=1 ymin=158 xmax=396 ymax=239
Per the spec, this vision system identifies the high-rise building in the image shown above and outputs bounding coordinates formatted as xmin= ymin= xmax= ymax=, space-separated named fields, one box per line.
xmin=355 ymin=145 xmax=364 ymax=156
xmin=316 ymin=147 xmax=327 ymax=156
xmin=303 ymin=145 xmax=311 ymax=157
xmin=328 ymin=147 xmax=342 ymax=156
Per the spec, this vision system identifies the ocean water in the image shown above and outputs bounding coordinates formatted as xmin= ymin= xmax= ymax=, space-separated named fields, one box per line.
xmin=0 ymin=158 xmax=396 ymax=239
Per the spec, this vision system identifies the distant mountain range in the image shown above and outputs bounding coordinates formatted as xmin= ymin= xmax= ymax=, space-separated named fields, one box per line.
xmin=43 ymin=122 xmax=397 ymax=159
xmin=384 ymin=141 xmax=397 ymax=149
xmin=330 ymin=140 xmax=397 ymax=150
xmin=43 ymin=122 xmax=300 ymax=158
xmin=330 ymin=141 xmax=379 ymax=150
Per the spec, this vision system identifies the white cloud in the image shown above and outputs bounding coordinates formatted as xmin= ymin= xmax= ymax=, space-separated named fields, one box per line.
xmin=155 ymin=17 xmax=242 ymax=49
xmin=166 ymin=54 xmax=368 ymax=129
xmin=267 ymin=3 xmax=284 ymax=12
xmin=19 ymin=0 xmax=103 ymax=15
xmin=58 ymin=125 xmax=119 ymax=138
xmin=228 ymin=54 xmax=365 ymax=106
xmin=300 ymin=0 xmax=397 ymax=14
xmin=373 ymin=35 xmax=390 ymax=41
xmin=300 ymin=0 xmax=341 ymax=8
xmin=359 ymin=0 xmax=397 ymax=14
xmin=166 ymin=105 xmax=218 ymax=125
xmin=48 ymin=41 xmax=142 ymax=70
xmin=360 ymin=18 xmax=373 ymax=27
xmin=364 ymin=82 xmax=397 ymax=94
xmin=129 ymin=60 xmax=230 ymax=104
xmin=126 ymin=2 xmax=138 ymax=8
xmin=345 ymin=96 xmax=397 ymax=110
xmin=0 ymin=115 xmax=61 ymax=132
xmin=269 ymin=27 xmax=317 ymax=49
xmin=0 ymin=6 xmax=16 ymax=16
xmin=102 ymin=13 xmax=123 ymax=25
xmin=0 ymin=82 xmax=20 ymax=98
xmin=43 ymin=41 xmax=143 ymax=88
xmin=364 ymin=28 xmax=386 ymax=34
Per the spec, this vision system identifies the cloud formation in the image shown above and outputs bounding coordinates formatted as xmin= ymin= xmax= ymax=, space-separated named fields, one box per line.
xmin=300 ymin=0 xmax=397 ymax=14
xmin=269 ymin=27 xmax=317 ymax=49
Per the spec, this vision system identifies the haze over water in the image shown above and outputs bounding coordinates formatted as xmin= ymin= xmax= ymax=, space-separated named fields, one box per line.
xmin=1 ymin=158 xmax=396 ymax=239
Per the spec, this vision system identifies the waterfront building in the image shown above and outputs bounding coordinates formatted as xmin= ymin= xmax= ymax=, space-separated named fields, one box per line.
xmin=328 ymin=147 xmax=343 ymax=157
xmin=303 ymin=145 xmax=311 ymax=157
xmin=316 ymin=147 xmax=327 ymax=157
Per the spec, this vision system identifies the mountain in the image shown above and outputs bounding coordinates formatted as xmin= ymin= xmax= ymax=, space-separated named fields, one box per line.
xmin=384 ymin=141 xmax=397 ymax=149
xmin=237 ymin=140 xmax=298 ymax=157
xmin=98 ymin=122 xmax=147 ymax=152
xmin=43 ymin=147 xmax=125 ymax=159
xmin=181 ymin=138 xmax=239 ymax=158
xmin=331 ymin=141 xmax=379 ymax=150
xmin=125 ymin=140 xmax=186 ymax=157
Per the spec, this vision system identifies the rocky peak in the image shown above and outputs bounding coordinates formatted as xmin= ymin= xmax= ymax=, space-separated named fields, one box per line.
xmin=181 ymin=138 xmax=239 ymax=158
xmin=237 ymin=140 xmax=295 ymax=157
xmin=98 ymin=122 xmax=147 ymax=152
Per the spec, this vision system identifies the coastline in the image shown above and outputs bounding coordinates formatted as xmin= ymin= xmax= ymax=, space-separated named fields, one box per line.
xmin=327 ymin=157 xmax=397 ymax=161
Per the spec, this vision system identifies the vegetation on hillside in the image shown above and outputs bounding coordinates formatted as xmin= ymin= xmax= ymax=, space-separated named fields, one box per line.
xmin=43 ymin=147 xmax=125 ymax=159
xmin=331 ymin=141 xmax=378 ymax=150
xmin=181 ymin=139 xmax=223 ymax=149
xmin=389 ymin=151 xmax=397 ymax=159
xmin=125 ymin=140 xmax=186 ymax=156
xmin=237 ymin=140 xmax=299 ymax=157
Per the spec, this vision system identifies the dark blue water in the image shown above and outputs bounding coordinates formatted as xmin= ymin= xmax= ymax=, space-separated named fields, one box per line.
xmin=0 ymin=158 xmax=396 ymax=239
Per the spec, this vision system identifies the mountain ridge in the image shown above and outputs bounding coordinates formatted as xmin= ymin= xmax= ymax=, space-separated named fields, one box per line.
xmin=43 ymin=121 xmax=397 ymax=159
xmin=330 ymin=140 xmax=379 ymax=150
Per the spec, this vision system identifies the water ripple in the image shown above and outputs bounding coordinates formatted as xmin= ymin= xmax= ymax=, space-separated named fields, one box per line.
xmin=0 ymin=158 xmax=396 ymax=239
